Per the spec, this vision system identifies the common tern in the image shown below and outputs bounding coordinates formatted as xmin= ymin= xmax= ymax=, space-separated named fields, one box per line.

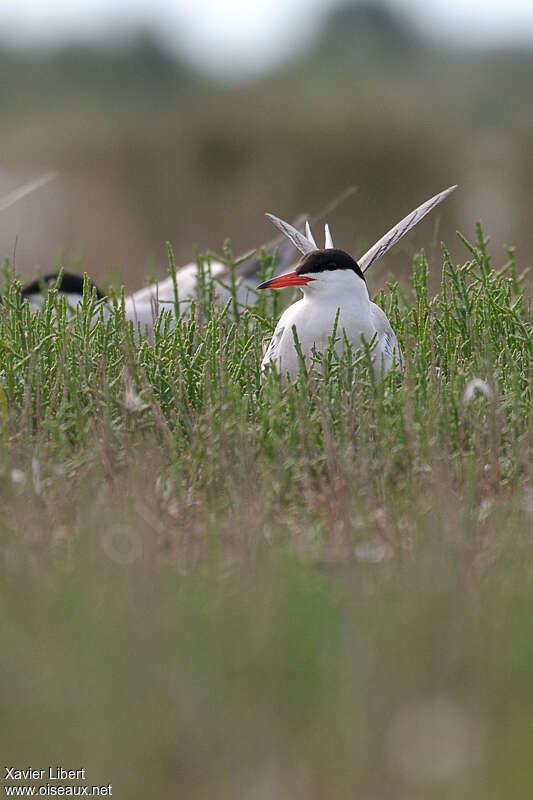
xmin=15 ymin=225 xmax=302 ymax=331
xmin=257 ymin=185 xmax=457 ymax=380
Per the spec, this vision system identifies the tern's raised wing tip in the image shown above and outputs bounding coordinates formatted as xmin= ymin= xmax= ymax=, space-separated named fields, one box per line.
xmin=358 ymin=183 xmax=458 ymax=273
xmin=265 ymin=212 xmax=316 ymax=255
xmin=305 ymin=220 xmax=318 ymax=249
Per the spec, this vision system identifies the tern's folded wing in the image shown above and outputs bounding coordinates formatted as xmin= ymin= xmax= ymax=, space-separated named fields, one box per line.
xmin=370 ymin=302 xmax=403 ymax=373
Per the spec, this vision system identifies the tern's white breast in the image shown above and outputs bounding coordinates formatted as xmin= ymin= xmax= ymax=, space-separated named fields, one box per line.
xmin=262 ymin=293 xmax=376 ymax=379
xmin=261 ymin=272 xmax=400 ymax=380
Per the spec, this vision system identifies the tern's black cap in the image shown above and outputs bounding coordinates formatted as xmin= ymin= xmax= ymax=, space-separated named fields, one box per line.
xmin=296 ymin=249 xmax=365 ymax=282
xmin=21 ymin=272 xmax=105 ymax=299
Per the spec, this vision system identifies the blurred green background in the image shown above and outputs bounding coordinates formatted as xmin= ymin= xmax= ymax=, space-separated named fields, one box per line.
xmin=1 ymin=0 xmax=532 ymax=291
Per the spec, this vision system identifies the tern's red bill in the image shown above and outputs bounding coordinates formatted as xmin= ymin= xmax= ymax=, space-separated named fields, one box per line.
xmin=256 ymin=272 xmax=316 ymax=290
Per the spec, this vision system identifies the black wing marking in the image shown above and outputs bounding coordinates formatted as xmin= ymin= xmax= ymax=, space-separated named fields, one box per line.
xmin=380 ymin=329 xmax=403 ymax=370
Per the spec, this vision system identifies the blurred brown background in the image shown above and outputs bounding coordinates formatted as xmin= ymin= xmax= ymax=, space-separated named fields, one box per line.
xmin=1 ymin=1 xmax=532 ymax=292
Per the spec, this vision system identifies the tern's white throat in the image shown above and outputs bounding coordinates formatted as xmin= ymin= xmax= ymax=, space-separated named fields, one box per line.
xmin=299 ymin=267 xmax=369 ymax=305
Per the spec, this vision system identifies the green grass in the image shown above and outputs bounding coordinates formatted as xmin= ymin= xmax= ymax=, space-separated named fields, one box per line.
xmin=1 ymin=226 xmax=532 ymax=798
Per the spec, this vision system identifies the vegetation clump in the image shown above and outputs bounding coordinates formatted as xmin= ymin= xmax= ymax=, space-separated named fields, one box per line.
xmin=0 ymin=227 xmax=531 ymax=798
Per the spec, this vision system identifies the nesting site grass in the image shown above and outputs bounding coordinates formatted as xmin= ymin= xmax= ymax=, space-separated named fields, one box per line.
xmin=1 ymin=226 xmax=532 ymax=798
